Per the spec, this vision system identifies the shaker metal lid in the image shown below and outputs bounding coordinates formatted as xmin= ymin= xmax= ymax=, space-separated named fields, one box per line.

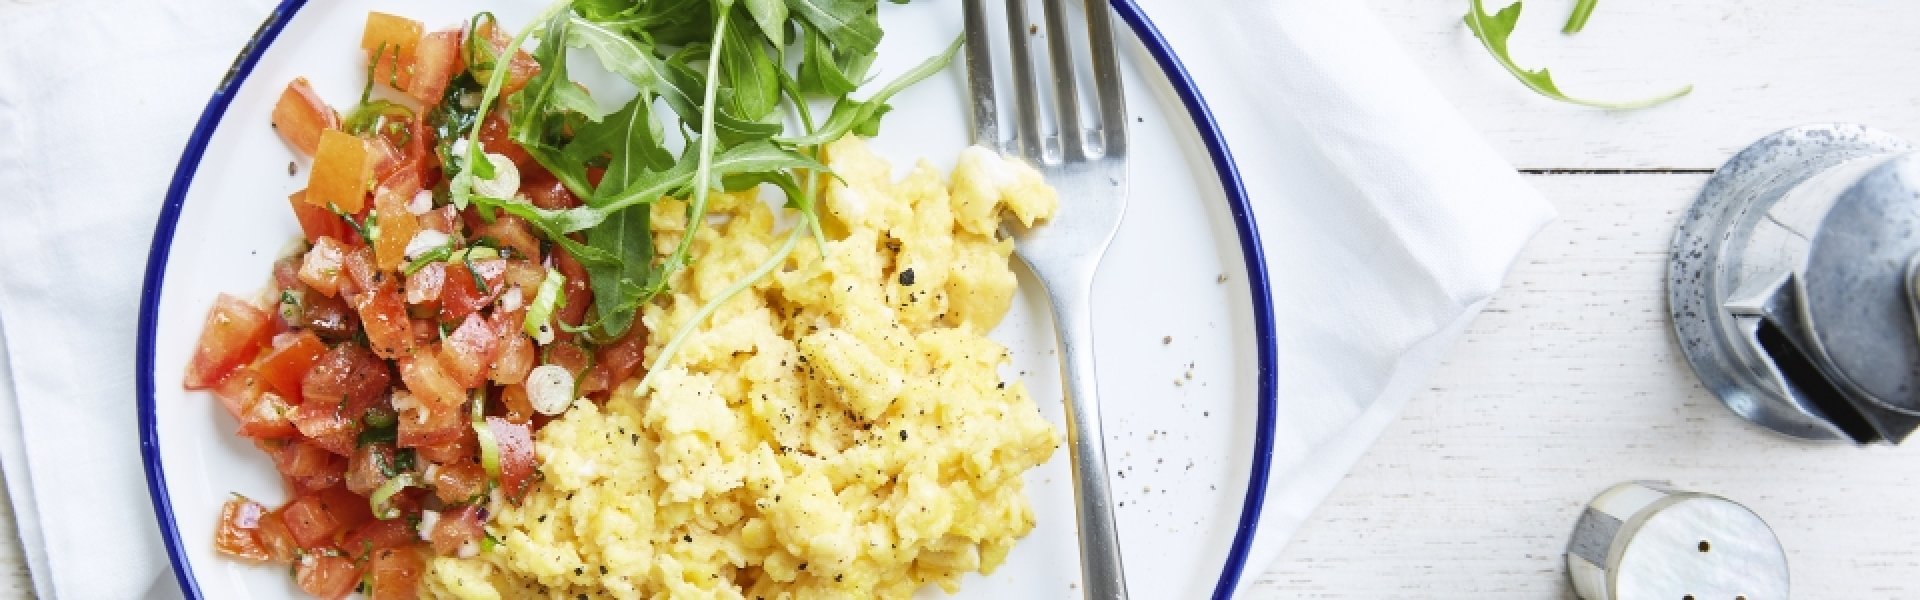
xmin=1804 ymin=154 xmax=1920 ymax=414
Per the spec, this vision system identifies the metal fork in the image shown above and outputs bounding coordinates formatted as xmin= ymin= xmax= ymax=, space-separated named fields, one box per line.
xmin=961 ymin=0 xmax=1129 ymax=597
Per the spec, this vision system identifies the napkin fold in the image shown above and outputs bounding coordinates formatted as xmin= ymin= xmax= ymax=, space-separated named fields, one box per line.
xmin=0 ymin=0 xmax=1549 ymax=597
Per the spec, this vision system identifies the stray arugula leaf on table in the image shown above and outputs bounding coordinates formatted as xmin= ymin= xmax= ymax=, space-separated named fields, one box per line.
xmin=1464 ymin=0 xmax=1690 ymax=109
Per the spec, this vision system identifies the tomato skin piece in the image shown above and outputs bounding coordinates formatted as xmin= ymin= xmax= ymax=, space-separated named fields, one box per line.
xmin=295 ymin=554 xmax=363 ymax=600
xmin=214 ymin=497 xmax=272 ymax=562
xmin=184 ymin=294 xmax=273 ymax=390
xmin=255 ymin=509 xmax=301 ymax=563
xmin=357 ymin=280 xmax=417 ymax=360
xmin=306 ymin=129 xmax=372 ymax=214
xmin=498 ymin=384 xmax=534 ymax=425
xmin=429 ymin=460 xmax=487 ymax=504
xmin=211 ymin=368 xmax=265 ymax=422
xmin=272 ymin=77 xmax=340 ymax=156
xmin=301 ymin=344 xmax=392 ymax=415
xmin=427 ymin=504 xmax=485 ymax=556
xmin=256 ymin=331 xmax=327 ymax=401
xmin=521 ymin=172 xmax=580 ymax=210
xmin=367 ymin=546 xmax=428 ymax=600
xmin=546 ymin=342 xmax=591 ymax=379
xmin=477 ymin=112 xmax=534 ymax=171
xmin=552 ymin=247 xmax=593 ymax=339
xmin=408 ymin=30 xmax=462 ymax=105
xmin=440 ymin=314 xmax=498 ymax=388
xmin=488 ymin=417 xmax=535 ymax=501
xmin=472 ymin=216 xmax=541 ymax=263
xmin=274 ymin=439 xmax=343 ymax=481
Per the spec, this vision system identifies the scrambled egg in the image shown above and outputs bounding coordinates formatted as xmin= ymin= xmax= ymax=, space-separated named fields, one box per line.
xmin=425 ymin=137 xmax=1061 ymax=599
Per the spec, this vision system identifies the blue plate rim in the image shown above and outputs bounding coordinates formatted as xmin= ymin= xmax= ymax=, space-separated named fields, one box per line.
xmin=136 ymin=1 xmax=1279 ymax=598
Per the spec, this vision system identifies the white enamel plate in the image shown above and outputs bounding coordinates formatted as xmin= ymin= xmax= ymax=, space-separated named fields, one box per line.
xmin=138 ymin=1 xmax=1277 ymax=597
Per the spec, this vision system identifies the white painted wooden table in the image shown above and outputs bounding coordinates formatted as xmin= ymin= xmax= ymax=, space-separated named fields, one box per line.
xmin=1253 ymin=0 xmax=1920 ymax=597
xmin=0 ymin=1 xmax=1915 ymax=598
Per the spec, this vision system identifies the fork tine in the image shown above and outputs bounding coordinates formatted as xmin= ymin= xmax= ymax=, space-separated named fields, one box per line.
xmin=1040 ymin=0 xmax=1086 ymax=161
xmin=1084 ymin=0 xmax=1126 ymax=157
xmin=962 ymin=0 xmax=1000 ymax=148
xmin=1002 ymin=0 xmax=1045 ymax=160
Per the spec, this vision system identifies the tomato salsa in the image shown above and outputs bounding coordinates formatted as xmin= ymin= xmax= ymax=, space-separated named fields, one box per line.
xmin=183 ymin=11 xmax=644 ymax=599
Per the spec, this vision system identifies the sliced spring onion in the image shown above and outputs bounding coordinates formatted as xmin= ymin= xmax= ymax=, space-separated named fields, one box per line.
xmin=277 ymin=289 xmax=304 ymax=324
xmin=369 ymin=473 xmax=417 ymax=520
xmin=524 ymin=364 xmax=574 ymax=416
xmin=472 ymin=390 xmax=502 ymax=482
xmin=524 ymin=269 xmax=566 ymax=343
xmin=403 ymin=245 xmax=454 ymax=276
xmin=445 ymin=246 xmax=501 ymax=263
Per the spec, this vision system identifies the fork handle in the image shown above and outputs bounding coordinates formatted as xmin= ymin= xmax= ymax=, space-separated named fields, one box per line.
xmin=1047 ymin=279 xmax=1129 ymax=599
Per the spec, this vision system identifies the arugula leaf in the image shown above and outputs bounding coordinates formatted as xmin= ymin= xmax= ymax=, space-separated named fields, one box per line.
xmin=581 ymin=97 xmax=672 ymax=338
xmin=796 ymin=25 xmax=872 ymax=96
xmin=781 ymin=34 xmax=961 ymax=146
xmin=1464 ymin=0 xmax=1689 ymax=109
xmin=720 ymin=9 xmax=782 ymax=122
xmin=785 ymin=0 xmax=882 ymax=57
xmin=564 ymin=16 xmax=670 ymax=93
xmin=1562 ymin=0 xmax=1597 ymax=34
xmin=477 ymin=141 xmax=824 ymax=237
xmin=743 ymin=0 xmax=790 ymax=49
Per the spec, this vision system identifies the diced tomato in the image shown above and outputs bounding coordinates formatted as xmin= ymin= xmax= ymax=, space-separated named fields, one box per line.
xmin=498 ymin=384 xmax=533 ymax=424
xmin=552 ymin=248 xmax=592 ymax=337
xmin=301 ymin=290 xmax=359 ymax=341
xmin=488 ymin=417 xmax=534 ymax=501
xmin=429 ymin=460 xmax=486 ymax=504
xmin=272 ymin=77 xmax=340 ymax=156
xmin=256 ymin=331 xmax=327 ymax=400
xmin=358 ymin=281 xmax=416 ymax=360
xmin=317 ymin=484 xmax=375 ymax=534
xmin=295 ymin=554 xmax=362 ymax=600
xmin=289 ymin=190 xmax=348 ymax=244
xmin=399 ymin=352 xmax=467 ymax=409
xmin=521 ymin=171 xmax=580 ymax=210
xmin=405 ymin=262 xmax=445 ymax=306
xmin=477 ymin=111 xmax=534 ymax=172
xmin=365 ymin=136 xmax=402 ymax=185
xmin=342 ymin=519 xmax=417 ymax=562
xmin=428 ymin=504 xmax=484 ymax=556
xmin=373 ymin=175 xmax=422 ymax=272
xmin=440 ymin=314 xmax=498 ymax=388
xmin=291 ymin=400 xmax=359 ymax=456
xmin=408 ymin=30 xmax=462 ymax=106
xmin=362 ymin=12 xmax=423 ymax=91
xmin=341 ymin=245 xmax=381 ymax=299
xmin=214 ymin=497 xmax=272 ymax=562
xmin=489 ymin=318 xmax=535 ymax=386
xmin=472 ymin=216 xmax=541 ymax=263
xmin=398 ymin=401 xmax=467 ymax=450
xmin=274 ymin=439 xmax=343 ymax=480
xmin=237 ymin=392 xmax=298 ymax=439
xmin=211 ymin=368 xmax=264 ymax=422
xmin=438 ymin=259 xmax=506 ymax=322
xmin=306 ymin=129 xmax=372 ymax=214
xmin=367 ymin=546 xmax=427 ymax=600
xmin=301 ymin=344 xmax=392 ymax=415
xmin=578 ymin=364 xmax=610 ymax=396
xmin=345 ymin=443 xmax=399 ymax=496
xmin=546 ymin=342 xmax=591 ymax=378
xmin=469 ymin=19 xmax=540 ymax=97
xmin=184 ymin=294 xmax=274 ymax=389
xmin=279 ymin=494 xmax=342 ymax=550
xmin=500 ymin=261 xmax=546 ymax=296
xmin=599 ymin=324 xmax=648 ymax=385
xmin=297 ymin=237 xmax=349 ymax=298
xmin=412 ymin=425 xmax=476 ymax=464
xmin=255 ymin=509 xmax=301 ymax=563
xmin=421 ymin=204 xmax=462 ymax=236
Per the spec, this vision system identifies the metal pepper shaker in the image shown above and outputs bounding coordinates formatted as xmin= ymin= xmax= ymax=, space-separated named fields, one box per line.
xmin=1670 ymin=123 xmax=1920 ymax=443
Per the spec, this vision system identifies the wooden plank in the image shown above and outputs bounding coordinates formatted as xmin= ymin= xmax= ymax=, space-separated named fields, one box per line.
xmin=1369 ymin=0 xmax=1920 ymax=170
xmin=1250 ymin=173 xmax=1920 ymax=597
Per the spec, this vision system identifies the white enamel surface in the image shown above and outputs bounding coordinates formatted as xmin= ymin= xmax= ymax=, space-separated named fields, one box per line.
xmin=147 ymin=1 xmax=1265 ymax=598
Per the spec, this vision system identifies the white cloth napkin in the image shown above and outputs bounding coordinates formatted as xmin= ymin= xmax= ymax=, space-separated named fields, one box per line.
xmin=0 ymin=0 xmax=1549 ymax=597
